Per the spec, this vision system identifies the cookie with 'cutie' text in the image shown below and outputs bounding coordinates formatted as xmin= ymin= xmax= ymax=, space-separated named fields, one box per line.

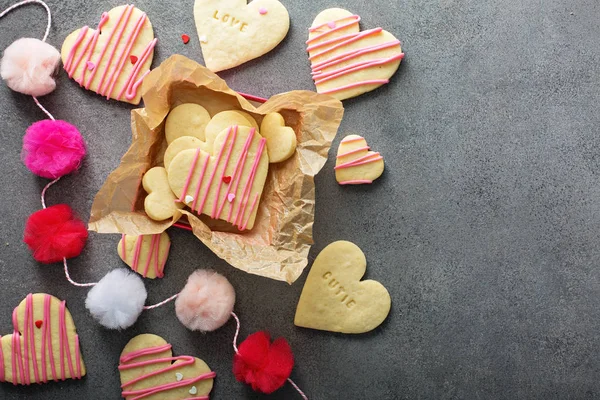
xmin=61 ymin=5 xmax=157 ymax=104
xmin=294 ymin=241 xmax=391 ymax=334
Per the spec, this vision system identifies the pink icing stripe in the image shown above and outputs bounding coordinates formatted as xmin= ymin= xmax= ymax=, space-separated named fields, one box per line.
xmin=119 ymin=38 xmax=157 ymax=101
xmin=153 ymin=234 xmax=160 ymax=277
xmin=75 ymin=336 xmax=82 ymax=379
xmin=26 ymin=294 xmax=40 ymax=383
xmin=63 ymin=26 xmax=89 ymax=74
xmin=337 ymin=146 xmax=370 ymax=158
xmin=235 ymin=138 xmax=266 ymax=228
xmin=339 ymin=179 xmax=373 ymax=185
xmin=335 ymin=153 xmax=383 ymax=169
xmin=241 ymin=193 xmax=260 ymax=231
xmin=122 ymin=372 xmax=217 ymax=400
xmin=84 ymin=6 xmax=130 ymax=89
xmin=211 ymin=126 xmax=237 ymax=218
xmin=158 ymin=240 xmax=170 ymax=278
xmin=308 ymin=28 xmax=382 ymax=56
xmin=314 ymin=53 xmax=405 ymax=84
xmin=220 ymin=128 xmax=255 ymax=221
xmin=131 ymin=235 xmax=144 ymax=273
xmin=119 ymin=344 xmax=216 ymax=400
xmin=0 ymin=335 xmax=4 ymax=382
xmin=195 ymin=127 xmax=233 ymax=215
xmin=307 ymin=15 xmax=360 ymax=43
xmin=320 ymin=80 xmax=390 ymax=95
xmin=22 ymin=295 xmax=31 ymax=385
xmin=177 ymin=149 xmax=201 ymax=202
xmin=12 ymin=308 xmax=25 ymax=385
xmin=96 ymin=5 xmax=135 ymax=93
xmin=226 ymin=129 xmax=256 ymax=222
xmin=311 ymin=40 xmax=401 ymax=71
xmin=59 ymin=301 xmax=77 ymax=380
xmin=141 ymin=234 xmax=158 ymax=277
xmin=45 ymin=294 xmax=58 ymax=381
xmin=191 ymin=153 xmax=209 ymax=211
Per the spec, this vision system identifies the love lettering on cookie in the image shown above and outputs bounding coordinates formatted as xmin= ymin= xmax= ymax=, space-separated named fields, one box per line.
xmin=212 ymin=10 xmax=249 ymax=32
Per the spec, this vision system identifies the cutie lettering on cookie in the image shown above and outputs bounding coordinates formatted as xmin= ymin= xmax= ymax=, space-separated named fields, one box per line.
xmin=322 ymin=271 xmax=356 ymax=309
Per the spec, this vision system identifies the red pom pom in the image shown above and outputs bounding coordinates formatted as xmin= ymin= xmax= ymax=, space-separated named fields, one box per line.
xmin=22 ymin=120 xmax=86 ymax=179
xmin=24 ymin=205 xmax=88 ymax=264
xmin=233 ymin=331 xmax=294 ymax=394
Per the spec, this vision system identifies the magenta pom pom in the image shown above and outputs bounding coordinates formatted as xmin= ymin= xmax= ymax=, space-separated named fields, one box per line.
xmin=22 ymin=120 xmax=86 ymax=179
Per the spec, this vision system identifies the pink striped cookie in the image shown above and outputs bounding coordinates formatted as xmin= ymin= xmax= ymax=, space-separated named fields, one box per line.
xmin=119 ymin=334 xmax=214 ymax=400
xmin=60 ymin=5 xmax=157 ymax=104
xmin=0 ymin=293 xmax=86 ymax=385
xmin=335 ymin=135 xmax=384 ymax=185
xmin=307 ymin=8 xmax=404 ymax=100
xmin=168 ymin=125 xmax=269 ymax=231
xmin=118 ymin=233 xmax=171 ymax=279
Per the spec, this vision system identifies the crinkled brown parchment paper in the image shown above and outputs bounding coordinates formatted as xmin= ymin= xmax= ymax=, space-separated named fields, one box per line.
xmin=89 ymin=55 xmax=344 ymax=283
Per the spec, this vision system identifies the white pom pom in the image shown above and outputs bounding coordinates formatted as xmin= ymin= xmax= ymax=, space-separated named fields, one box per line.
xmin=1 ymin=38 xmax=60 ymax=96
xmin=85 ymin=269 xmax=147 ymax=329
xmin=175 ymin=269 xmax=236 ymax=332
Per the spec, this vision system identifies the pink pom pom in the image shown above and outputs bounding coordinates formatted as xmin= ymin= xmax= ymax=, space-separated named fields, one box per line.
xmin=23 ymin=120 xmax=86 ymax=179
xmin=1 ymin=38 xmax=60 ymax=96
xmin=175 ymin=270 xmax=236 ymax=332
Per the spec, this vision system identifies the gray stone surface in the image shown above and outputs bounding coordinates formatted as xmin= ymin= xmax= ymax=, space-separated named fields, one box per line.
xmin=1 ymin=0 xmax=600 ymax=399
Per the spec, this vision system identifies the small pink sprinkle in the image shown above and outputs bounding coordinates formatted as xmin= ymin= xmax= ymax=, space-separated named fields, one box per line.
xmin=86 ymin=61 xmax=95 ymax=70
xmin=259 ymin=7 xmax=267 ymax=15
xmin=227 ymin=193 xmax=235 ymax=202
xmin=327 ymin=21 xmax=336 ymax=29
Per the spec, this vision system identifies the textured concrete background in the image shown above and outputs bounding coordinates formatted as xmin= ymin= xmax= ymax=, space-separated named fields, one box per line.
xmin=2 ymin=0 xmax=600 ymax=399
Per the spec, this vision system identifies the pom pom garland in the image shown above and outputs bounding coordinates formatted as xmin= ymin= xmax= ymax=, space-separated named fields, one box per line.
xmin=24 ymin=204 xmax=88 ymax=263
xmin=0 ymin=37 xmax=60 ymax=96
xmin=85 ymin=269 xmax=147 ymax=329
xmin=175 ymin=269 xmax=236 ymax=332
xmin=233 ymin=331 xmax=295 ymax=394
xmin=23 ymin=120 xmax=86 ymax=179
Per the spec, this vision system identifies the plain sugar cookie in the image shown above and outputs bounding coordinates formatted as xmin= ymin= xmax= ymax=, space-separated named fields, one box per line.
xmin=194 ymin=0 xmax=290 ymax=72
xmin=119 ymin=334 xmax=214 ymax=400
xmin=142 ymin=167 xmax=183 ymax=221
xmin=118 ymin=233 xmax=171 ymax=279
xmin=204 ymin=110 xmax=260 ymax=152
xmin=307 ymin=8 xmax=404 ymax=100
xmin=165 ymin=103 xmax=211 ymax=144
xmin=61 ymin=5 xmax=157 ymax=104
xmin=294 ymin=241 xmax=391 ymax=334
xmin=335 ymin=134 xmax=384 ymax=185
xmin=260 ymin=112 xmax=297 ymax=163
xmin=168 ymin=125 xmax=269 ymax=231
xmin=0 ymin=293 xmax=86 ymax=384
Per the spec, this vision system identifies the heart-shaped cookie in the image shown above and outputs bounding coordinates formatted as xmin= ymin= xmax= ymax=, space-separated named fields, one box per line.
xmin=194 ymin=0 xmax=290 ymax=72
xmin=61 ymin=5 xmax=157 ymax=104
xmin=119 ymin=333 xmax=215 ymax=400
xmin=294 ymin=241 xmax=391 ymax=333
xmin=143 ymin=167 xmax=183 ymax=221
xmin=307 ymin=8 xmax=404 ymax=100
xmin=260 ymin=112 xmax=297 ymax=163
xmin=168 ymin=125 xmax=269 ymax=231
xmin=0 ymin=293 xmax=86 ymax=384
xmin=118 ymin=233 xmax=171 ymax=279
xmin=335 ymin=134 xmax=384 ymax=185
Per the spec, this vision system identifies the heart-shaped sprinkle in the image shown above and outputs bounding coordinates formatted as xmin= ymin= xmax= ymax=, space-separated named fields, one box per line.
xmin=259 ymin=7 xmax=268 ymax=15
xmin=182 ymin=34 xmax=190 ymax=44
xmin=185 ymin=195 xmax=195 ymax=203
xmin=189 ymin=386 xmax=198 ymax=395
xmin=327 ymin=21 xmax=336 ymax=29
xmin=130 ymin=55 xmax=138 ymax=64
xmin=222 ymin=176 xmax=232 ymax=184
xmin=35 ymin=320 xmax=43 ymax=329
xmin=86 ymin=61 xmax=95 ymax=70
xmin=175 ymin=372 xmax=183 ymax=381
xmin=199 ymin=35 xmax=207 ymax=43
xmin=227 ymin=193 xmax=235 ymax=202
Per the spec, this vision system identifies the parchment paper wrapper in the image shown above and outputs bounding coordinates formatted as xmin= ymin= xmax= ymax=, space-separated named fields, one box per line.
xmin=89 ymin=55 xmax=344 ymax=283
